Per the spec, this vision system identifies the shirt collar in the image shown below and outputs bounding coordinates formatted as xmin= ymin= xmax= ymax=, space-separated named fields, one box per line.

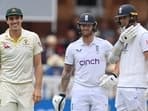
xmin=5 ymin=28 xmax=25 ymax=41
xmin=79 ymin=36 xmax=97 ymax=46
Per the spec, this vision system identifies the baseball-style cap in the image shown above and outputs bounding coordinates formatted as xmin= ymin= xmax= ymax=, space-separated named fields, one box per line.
xmin=6 ymin=8 xmax=23 ymax=18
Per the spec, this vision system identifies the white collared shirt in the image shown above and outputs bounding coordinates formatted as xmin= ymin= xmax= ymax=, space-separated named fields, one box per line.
xmin=65 ymin=36 xmax=113 ymax=87
xmin=0 ymin=28 xmax=43 ymax=83
xmin=119 ymin=23 xmax=148 ymax=88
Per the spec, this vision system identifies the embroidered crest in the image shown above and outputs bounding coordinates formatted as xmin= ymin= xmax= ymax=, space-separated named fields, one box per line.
xmin=119 ymin=7 xmax=122 ymax=14
xmin=96 ymin=45 xmax=99 ymax=53
xmin=85 ymin=15 xmax=88 ymax=21
xmin=76 ymin=49 xmax=82 ymax=52
xmin=23 ymin=39 xmax=29 ymax=45
xmin=2 ymin=42 xmax=10 ymax=48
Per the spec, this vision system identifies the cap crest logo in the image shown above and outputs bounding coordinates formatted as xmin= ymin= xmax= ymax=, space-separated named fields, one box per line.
xmin=85 ymin=15 xmax=88 ymax=21
xmin=119 ymin=7 xmax=122 ymax=14
xmin=12 ymin=8 xmax=16 ymax=12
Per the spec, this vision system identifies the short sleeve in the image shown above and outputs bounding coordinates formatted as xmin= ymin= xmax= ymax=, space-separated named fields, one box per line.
xmin=33 ymin=33 xmax=43 ymax=55
xmin=64 ymin=44 xmax=74 ymax=65
xmin=140 ymin=32 xmax=148 ymax=52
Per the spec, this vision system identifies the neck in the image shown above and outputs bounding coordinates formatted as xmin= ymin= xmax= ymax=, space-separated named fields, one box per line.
xmin=83 ymin=34 xmax=94 ymax=45
xmin=126 ymin=22 xmax=137 ymax=28
xmin=9 ymin=29 xmax=22 ymax=40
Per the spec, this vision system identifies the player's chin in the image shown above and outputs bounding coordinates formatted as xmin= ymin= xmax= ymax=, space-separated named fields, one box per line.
xmin=82 ymin=31 xmax=92 ymax=37
xmin=11 ymin=27 xmax=21 ymax=31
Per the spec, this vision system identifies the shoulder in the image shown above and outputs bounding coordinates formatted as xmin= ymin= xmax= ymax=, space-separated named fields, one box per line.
xmin=22 ymin=29 xmax=39 ymax=38
xmin=137 ymin=23 xmax=148 ymax=33
xmin=0 ymin=32 xmax=8 ymax=40
xmin=67 ymin=38 xmax=81 ymax=48
xmin=138 ymin=24 xmax=148 ymax=39
xmin=95 ymin=37 xmax=106 ymax=43
xmin=95 ymin=37 xmax=113 ymax=47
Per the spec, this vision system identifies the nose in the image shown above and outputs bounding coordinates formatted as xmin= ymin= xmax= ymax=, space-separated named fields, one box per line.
xmin=11 ymin=19 xmax=18 ymax=23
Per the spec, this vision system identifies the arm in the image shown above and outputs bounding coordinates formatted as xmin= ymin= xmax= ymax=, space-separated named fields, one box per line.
xmin=113 ymin=61 xmax=120 ymax=76
xmin=108 ymin=41 xmax=124 ymax=64
xmin=144 ymin=51 xmax=148 ymax=60
xmin=99 ymin=61 xmax=120 ymax=89
xmin=144 ymin=51 xmax=148 ymax=99
xmin=52 ymin=43 xmax=74 ymax=111
xmin=60 ymin=64 xmax=74 ymax=93
xmin=108 ymin=25 xmax=137 ymax=63
xmin=144 ymin=51 xmax=148 ymax=81
xmin=52 ymin=64 xmax=73 ymax=111
xmin=139 ymin=31 xmax=148 ymax=99
xmin=33 ymin=53 xmax=43 ymax=103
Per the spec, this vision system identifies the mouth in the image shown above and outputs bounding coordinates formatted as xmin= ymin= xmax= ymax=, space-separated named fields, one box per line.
xmin=11 ymin=23 xmax=19 ymax=28
xmin=12 ymin=23 xmax=18 ymax=26
xmin=82 ymin=30 xmax=89 ymax=32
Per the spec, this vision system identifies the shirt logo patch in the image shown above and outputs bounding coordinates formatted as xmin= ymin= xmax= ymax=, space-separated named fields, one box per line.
xmin=23 ymin=39 xmax=30 ymax=45
xmin=79 ymin=58 xmax=100 ymax=66
xmin=146 ymin=40 xmax=148 ymax=45
xmin=96 ymin=45 xmax=99 ymax=53
xmin=119 ymin=7 xmax=122 ymax=14
xmin=76 ymin=49 xmax=82 ymax=52
xmin=85 ymin=15 xmax=88 ymax=21
xmin=2 ymin=42 xmax=10 ymax=48
xmin=38 ymin=42 xmax=42 ymax=47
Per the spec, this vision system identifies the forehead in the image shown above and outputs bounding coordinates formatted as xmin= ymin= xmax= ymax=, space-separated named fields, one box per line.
xmin=119 ymin=16 xmax=129 ymax=20
xmin=7 ymin=15 xmax=22 ymax=19
xmin=80 ymin=24 xmax=93 ymax=26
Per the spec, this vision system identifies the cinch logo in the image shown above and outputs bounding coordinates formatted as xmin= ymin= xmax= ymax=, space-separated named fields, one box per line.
xmin=79 ymin=58 xmax=100 ymax=66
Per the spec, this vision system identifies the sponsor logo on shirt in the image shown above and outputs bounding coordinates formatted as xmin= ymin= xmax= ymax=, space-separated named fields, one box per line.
xmin=96 ymin=45 xmax=99 ymax=53
xmin=146 ymin=40 xmax=148 ymax=45
xmin=23 ymin=39 xmax=30 ymax=45
xmin=76 ymin=49 xmax=82 ymax=52
xmin=38 ymin=42 xmax=42 ymax=47
xmin=2 ymin=42 xmax=10 ymax=48
xmin=79 ymin=58 xmax=100 ymax=66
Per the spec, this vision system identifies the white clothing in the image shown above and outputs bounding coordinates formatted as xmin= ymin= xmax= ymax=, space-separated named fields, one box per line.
xmin=0 ymin=28 xmax=43 ymax=83
xmin=65 ymin=36 xmax=113 ymax=87
xmin=118 ymin=23 xmax=148 ymax=88
xmin=115 ymin=87 xmax=147 ymax=111
xmin=0 ymin=82 xmax=34 ymax=111
xmin=71 ymin=83 xmax=108 ymax=111
xmin=64 ymin=36 xmax=112 ymax=111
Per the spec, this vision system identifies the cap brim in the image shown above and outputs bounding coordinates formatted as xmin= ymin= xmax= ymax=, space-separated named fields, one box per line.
xmin=115 ymin=14 xmax=129 ymax=18
xmin=79 ymin=22 xmax=94 ymax=25
xmin=6 ymin=13 xmax=22 ymax=17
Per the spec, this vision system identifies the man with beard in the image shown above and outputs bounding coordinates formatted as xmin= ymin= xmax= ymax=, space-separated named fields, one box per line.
xmin=52 ymin=12 xmax=114 ymax=111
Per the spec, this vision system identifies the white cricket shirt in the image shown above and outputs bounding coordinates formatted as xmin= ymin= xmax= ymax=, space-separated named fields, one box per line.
xmin=65 ymin=36 xmax=113 ymax=87
xmin=119 ymin=23 xmax=148 ymax=88
xmin=0 ymin=28 xmax=43 ymax=83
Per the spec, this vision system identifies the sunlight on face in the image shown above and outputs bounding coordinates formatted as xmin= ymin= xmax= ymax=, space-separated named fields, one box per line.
xmin=6 ymin=16 xmax=23 ymax=31
xmin=80 ymin=24 xmax=94 ymax=37
xmin=119 ymin=16 xmax=130 ymax=27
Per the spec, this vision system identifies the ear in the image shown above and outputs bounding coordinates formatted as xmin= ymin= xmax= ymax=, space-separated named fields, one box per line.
xmin=76 ymin=22 xmax=81 ymax=33
xmin=93 ymin=22 xmax=98 ymax=32
xmin=76 ymin=22 xmax=80 ymax=29
xmin=6 ymin=20 xmax=9 ymax=25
